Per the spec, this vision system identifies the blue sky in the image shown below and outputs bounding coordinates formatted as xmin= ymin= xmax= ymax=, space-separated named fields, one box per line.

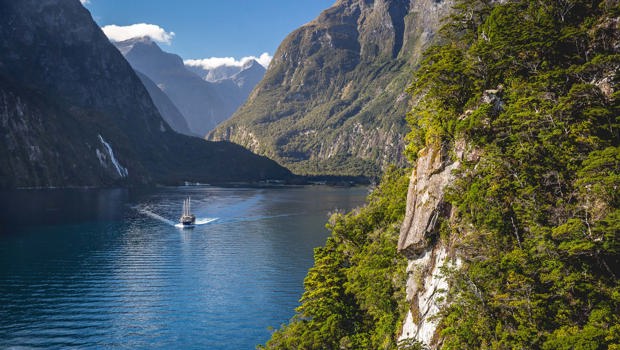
xmin=83 ymin=0 xmax=335 ymax=65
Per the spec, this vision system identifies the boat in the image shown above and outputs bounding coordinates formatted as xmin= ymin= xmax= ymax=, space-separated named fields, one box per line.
xmin=180 ymin=197 xmax=196 ymax=226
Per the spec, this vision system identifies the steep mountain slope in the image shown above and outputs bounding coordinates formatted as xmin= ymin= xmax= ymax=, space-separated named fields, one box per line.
xmin=209 ymin=0 xmax=454 ymax=178
xmin=231 ymin=60 xmax=268 ymax=100
xmin=135 ymin=71 xmax=193 ymax=135
xmin=114 ymin=37 xmax=235 ymax=136
xmin=0 ymin=0 xmax=291 ymax=188
xmin=186 ymin=59 xmax=267 ymax=113
xmin=397 ymin=1 xmax=619 ymax=347
xmin=115 ymin=38 xmax=266 ymax=137
xmin=259 ymin=0 xmax=619 ymax=348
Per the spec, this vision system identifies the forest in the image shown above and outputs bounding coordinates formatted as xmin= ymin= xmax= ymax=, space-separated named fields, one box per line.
xmin=261 ymin=0 xmax=619 ymax=349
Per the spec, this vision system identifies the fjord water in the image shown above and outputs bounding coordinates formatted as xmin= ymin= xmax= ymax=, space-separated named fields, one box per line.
xmin=0 ymin=186 xmax=367 ymax=349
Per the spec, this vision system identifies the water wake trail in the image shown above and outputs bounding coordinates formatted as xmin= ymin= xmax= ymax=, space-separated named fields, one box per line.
xmin=173 ymin=218 xmax=218 ymax=228
xmin=136 ymin=207 xmax=176 ymax=226
xmin=135 ymin=206 xmax=217 ymax=227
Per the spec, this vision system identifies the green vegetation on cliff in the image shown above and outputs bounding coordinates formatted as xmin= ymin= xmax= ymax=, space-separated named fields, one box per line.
xmin=260 ymin=168 xmax=410 ymax=349
xmin=408 ymin=0 xmax=619 ymax=348
xmin=261 ymin=0 xmax=618 ymax=349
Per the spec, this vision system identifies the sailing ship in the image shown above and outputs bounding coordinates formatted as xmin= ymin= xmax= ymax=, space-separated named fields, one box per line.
xmin=180 ymin=197 xmax=196 ymax=226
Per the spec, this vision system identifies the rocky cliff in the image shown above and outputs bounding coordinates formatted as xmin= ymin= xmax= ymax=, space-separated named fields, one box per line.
xmin=397 ymin=141 xmax=470 ymax=348
xmin=209 ymin=0 xmax=454 ymax=178
xmin=0 ymin=0 xmax=291 ymax=188
xmin=396 ymin=1 xmax=619 ymax=346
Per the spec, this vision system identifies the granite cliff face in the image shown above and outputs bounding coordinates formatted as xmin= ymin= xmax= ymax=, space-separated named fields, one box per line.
xmin=396 ymin=137 xmax=479 ymax=347
xmin=209 ymin=0 xmax=454 ymax=178
xmin=0 ymin=0 xmax=291 ymax=188
xmin=397 ymin=143 xmax=463 ymax=348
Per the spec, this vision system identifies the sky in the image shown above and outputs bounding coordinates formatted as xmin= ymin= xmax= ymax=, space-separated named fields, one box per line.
xmin=82 ymin=0 xmax=335 ymax=68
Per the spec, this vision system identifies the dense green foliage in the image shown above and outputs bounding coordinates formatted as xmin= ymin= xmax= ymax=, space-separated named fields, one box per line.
xmin=259 ymin=168 xmax=410 ymax=349
xmin=261 ymin=0 xmax=618 ymax=348
xmin=406 ymin=0 xmax=620 ymax=348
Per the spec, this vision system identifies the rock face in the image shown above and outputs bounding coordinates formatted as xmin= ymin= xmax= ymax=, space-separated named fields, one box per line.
xmin=0 ymin=0 xmax=291 ymax=188
xmin=209 ymin=0 xmax=454 ymax=177
xmin=397 ymin=142 xmax=461 ymax=348
xmin=397 ymin=140 xmax=479 ymax=348
xmin=398 ymin=145 xmax=459 ymax=256
xmin=115 ymin=38 xmax=266 ymax=136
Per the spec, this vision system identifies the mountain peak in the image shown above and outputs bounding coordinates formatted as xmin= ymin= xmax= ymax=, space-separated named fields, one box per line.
xmin=242 ymin=59 xmax=260 ymax=70
xmin=209 ymin=0 xmax=454 ymax=177
xmin=114 ymin=36 xmax=161 ymax=55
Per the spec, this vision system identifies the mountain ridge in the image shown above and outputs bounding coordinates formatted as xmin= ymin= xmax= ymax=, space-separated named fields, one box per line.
xmin=0 ymin=0 xmax=291 ymax=188
xmin=115 ymin=37 xmax=266 ymax=136
xmin=208 ymin=0 xmax=453 ymax=178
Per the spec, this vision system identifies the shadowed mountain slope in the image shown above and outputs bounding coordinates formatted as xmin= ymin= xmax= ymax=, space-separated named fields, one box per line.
xmin=0 ymin=0 xmax=291 ymax=188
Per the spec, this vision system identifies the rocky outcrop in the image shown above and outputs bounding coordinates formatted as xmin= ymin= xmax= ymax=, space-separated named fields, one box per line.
xmin=209 ymin=0 xmax=454 ymax=177
xmin=399 ymin=244 xmax=454 ymax=347
xmin=398 ymin=144 xmax=460 ymax=256
xmin=398 ymin=134 xmax=486 ymax=348
xmin=396 ymin=138 xmax=482 ymax=348
xmin=396 ymin=142 xmax=460 ymax=347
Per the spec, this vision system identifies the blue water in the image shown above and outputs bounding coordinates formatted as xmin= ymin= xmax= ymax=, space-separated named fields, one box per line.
xmin=0 ymin=186 xmax=367 ymax=349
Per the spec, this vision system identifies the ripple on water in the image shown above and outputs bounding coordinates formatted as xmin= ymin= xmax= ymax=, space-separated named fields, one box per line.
xmin=0 ymin=186 xmax=368 ymax=349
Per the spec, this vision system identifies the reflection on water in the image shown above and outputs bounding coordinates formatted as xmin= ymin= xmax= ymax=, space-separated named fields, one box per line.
xmin=0 ymin=186 xmax=367 ymax=349
xmin=0 ymin=188 xmax=129 ymax=233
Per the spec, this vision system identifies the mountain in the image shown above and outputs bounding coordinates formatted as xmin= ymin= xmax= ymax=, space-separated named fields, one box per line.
xmin=208 ymin=0 xmax=454 ymax=178
xmin=114 ymin=37 xmax=235 ymax=136
xmin=260 ymin=0 xmax=619 ymax=348
xmin=186 ymin=64 xmax=242 ymax=82
xmin=135 ymin=71 xmax=193 ymax=135
xmin=185 ymin=59 xmax=266 ymax=90
xmin=114 ymin=38 xmax=266 ymax=137
xmin=185 ymin=59 xmax=267 ymax=112
xmin=231 ymin=60 xmax=268 ymax=99
xmin=0 ymin=0 xmax=291 ymax=188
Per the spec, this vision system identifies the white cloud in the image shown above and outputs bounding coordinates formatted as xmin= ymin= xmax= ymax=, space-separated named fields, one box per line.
xmin=101 ymin=23 xmax=175 ymax=45
xmin=185 ymin=52 xmax=272 ymax=70
xmin=80 ymin=0 xmax=89 ymax=4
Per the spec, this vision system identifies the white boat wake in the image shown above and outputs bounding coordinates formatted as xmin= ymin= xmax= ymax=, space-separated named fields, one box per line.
xmin=174 ymin=218 xmax=218 ymax=228
xmin=135 ymin=207 xmax=217 ymax=228
xmin=137 ymin=207 xmax=176 ymax=226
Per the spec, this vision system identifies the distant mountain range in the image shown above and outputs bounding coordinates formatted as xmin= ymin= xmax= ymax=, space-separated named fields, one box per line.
xmin=113 ymin=37 xmax=266 ymax=137
xmin=134 ymin=70 xmax=193 ymax=135
xmin=208 ymin=0 xmax=452 ymax=178
xmin=0 ymin=0 xmax=290 ymax=188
